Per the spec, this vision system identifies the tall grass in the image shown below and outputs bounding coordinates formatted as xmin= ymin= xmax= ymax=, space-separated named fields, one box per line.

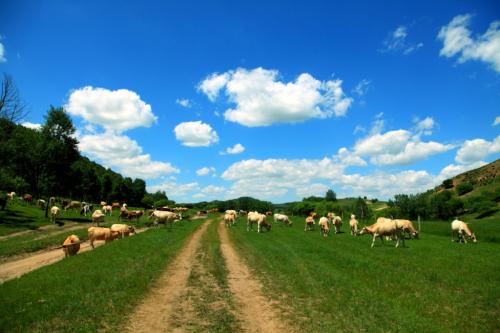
xmin=228 ymin=215 xmax=500 ymax=332
xmin=0 ymin=221 xmax=202 ymax=332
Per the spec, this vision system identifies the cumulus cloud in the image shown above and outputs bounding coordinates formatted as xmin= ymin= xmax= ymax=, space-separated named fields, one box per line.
xmin=0 ymin=36 xmax=6 ymax=63
xmin=147 ymin=181 xmax=200 ymax=198
xmin=455 ymin=136 xmax=500 ymax=164
xmin=296 ymin=183 xmax=330 ymax=199
xmin=493 ymin=116 xmax=500 ymax=126
xmin=220 ymin=155 xmax=451 ymax=200
xmin=380 ymin=25 xmax=423 ymax=55
xmin=221 ymin=143 xmax=245 ymax=155
xmin=176 ymin=98 xmax=191 ymax=108
xmin=198 ymin=67 xmax=353 ymax=127
xmin=196 ymin=166 xmax=216 ymax=177
xmin=78 ymin=131 xmax=179 ymax=179
xmin=197 ymin=72 xmax=230 ymax=101
xmin=438 ymin=14 xmax=500 ymax=73
xmin=201 ymin=185 xmax=225 ymax=195
xmin=66 ymin=86 xmax=157 ymax=132
xmin=352 ymin=116 xmax=453 ymax=165
xmin=21 ymin=122 xmax=42 ymax=130
xmin=174 ymin=121 xmax=219 ymax=147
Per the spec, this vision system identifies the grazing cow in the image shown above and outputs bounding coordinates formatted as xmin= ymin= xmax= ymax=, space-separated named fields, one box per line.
xmin=23 ymin=194 xmax=33 ymax=204
xmin=80 ymin=204 xmax=91 ymax=216
xmin=247 ymin=212 xmax=271 ymax=232
xmin=309 ymin=212 xmax=318 ymax=219
xmin=50 ymin=206 xmax=61 ymax=224
xmin=451 ymin=219 xmax=477 ymax=243
xmin=304 ymin=216 xmax=315 ymax=231
xmin=349 ymin=214 xmax=359 ymax=236
xmin=111 ymin=224 xmax=135 ymax=238
xmin=149 ymin=210 xmax=181 ymax=228
xmin=100 ymin=201 xmax=107 ymax=207
xmin=394 ymin=219 xmax=419 ymax=239
xmin=318 ymin=217 xmax=330 ymax=237
xmin=224 ymin=213 xmax=236 ymax=227
xmin=65 ymin=201 xmax=81 ymax=211
xmin=37 ymin=199 xmax=46 ymax=209
xmin=273 ymin=213 xmax=292 ymax=226
xmin=7 ymin=192 xmax=16 ymax=200
xmin=208 ymin=208 xmax=219 ymax=213
xmin=225 ymin=209 xmax=238 ymax=216
xmin=62 ymin=235 xmax=80 ymax=257
xmin=197 ymin=210 xmax=208 ymax=216
xmin=102 ymin=205 xmax=112 ymax=216
xmin=88 ymin=227 xmax=120 ymax=249
xmin=239 ymin=210 xmax=248 ymax=216
xmin=265 ymin=211 xmax=273 ymax=217
xmin=111 ymin=202 xmax=121 ymax=210
xmin=332 ymin=216 xmax=342 ymax=234
xmin=157 ymin=206 xmax=173 ymax=212
xmin=127 ymin=210 xmax=144 ymax=221
xmin=359 ymin=218 xmax=405 ymax=248
xmin=91 ymin=209 xmax=106 ymax=226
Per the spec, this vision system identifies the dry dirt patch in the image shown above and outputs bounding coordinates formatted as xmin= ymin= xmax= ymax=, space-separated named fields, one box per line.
xmin=125 ymin=220 xmax=211 ymax=333
xmin=218 ymin=221 xmax=290 ymax=333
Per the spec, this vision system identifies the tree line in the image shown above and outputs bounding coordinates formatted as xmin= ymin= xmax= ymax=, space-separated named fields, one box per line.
xmin=0 ymin=106 xmax=147 ymax=206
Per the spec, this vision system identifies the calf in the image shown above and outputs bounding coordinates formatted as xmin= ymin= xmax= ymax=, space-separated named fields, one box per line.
xmin=62 ymin=235 xmax=80 ymax=257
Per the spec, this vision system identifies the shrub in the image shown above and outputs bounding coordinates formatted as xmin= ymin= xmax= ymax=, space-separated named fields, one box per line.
xmin=456 ymin=182 xmax=473 ymax=196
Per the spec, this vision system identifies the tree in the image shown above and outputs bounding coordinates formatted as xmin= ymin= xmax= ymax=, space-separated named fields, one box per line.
xmin=40 ymin=106 xmax=79 ymax=197
xmin=0 ymin=73 xmax=28 ymax=122
xmin=325 ymin=189 xmax=337 ymax=202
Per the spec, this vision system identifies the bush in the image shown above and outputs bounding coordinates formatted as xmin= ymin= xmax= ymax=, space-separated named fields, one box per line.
xmin=456 ymin=182 xmax=473 ymax=196
xmin=442 ymin=179 xmax=454 ymax=189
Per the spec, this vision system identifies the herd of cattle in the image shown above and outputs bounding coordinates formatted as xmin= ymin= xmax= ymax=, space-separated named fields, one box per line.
xmin=3 ymin=192 xmax=478 ymax=259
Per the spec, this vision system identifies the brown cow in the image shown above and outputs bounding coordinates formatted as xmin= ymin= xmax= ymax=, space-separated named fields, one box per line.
xmin=62 ymin=235 xmax=80 ymax=257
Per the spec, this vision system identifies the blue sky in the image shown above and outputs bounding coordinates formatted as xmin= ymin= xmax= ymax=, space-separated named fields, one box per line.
xmin=1 ymin=0 xmax=499 ymax=203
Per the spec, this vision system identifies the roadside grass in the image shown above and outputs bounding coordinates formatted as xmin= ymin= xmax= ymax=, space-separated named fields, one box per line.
xmin=0 ymin=227 xmax=89 ymax=259
xmin=228 ymin=214 xmax=500 ymax=332
xmin=0 ymin=220 xmax=202 ymax=333
xmin=171 ymin=219 xmax=240 ymax=332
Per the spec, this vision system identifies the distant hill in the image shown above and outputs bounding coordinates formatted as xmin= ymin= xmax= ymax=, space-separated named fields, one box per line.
xmin=447 ymin=159 xmax=499 ymax=188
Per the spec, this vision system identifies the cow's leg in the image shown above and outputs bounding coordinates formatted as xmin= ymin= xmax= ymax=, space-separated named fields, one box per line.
xmin=371 ymin=234 xmax=377 ymax=247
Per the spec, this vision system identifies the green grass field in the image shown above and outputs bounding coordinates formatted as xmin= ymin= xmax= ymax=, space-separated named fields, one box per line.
xmin=227 ymin=215 xmax=500 ymax=332
xmin=0 ymin=219 xmax=203 ymax=332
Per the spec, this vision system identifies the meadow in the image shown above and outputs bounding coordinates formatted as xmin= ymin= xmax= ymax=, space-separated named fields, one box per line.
xmin=0 ymin=201 xmax=498 ymax=332
xmin=228 ymin=215 xmax=500 ymax=332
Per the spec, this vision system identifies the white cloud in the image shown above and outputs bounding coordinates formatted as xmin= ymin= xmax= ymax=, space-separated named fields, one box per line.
xmin=438 ymin=14 xmax=500 ymax=73
xmin=493 ymin=116 xmax=500 ymax=126
xmin=438 ymin=161 xmax=487 ymax=180
xmin=352 ymin=117 xmax=452 ymax=166
xmin=0 ymin=36 xmax=6 ymax=63
xmin=352 ymin=79 xmax=371 ymax=97
xmin=455 ymin=136 xmax=500 ymax=164
xmin=333 ymin=147 xmax=367 ymax=167
xmin=296 ymin=183 xmax=330 ymax=199
xmin=370 ymin=141 xmax=454 ymax=165
xmin=78 ymin=131 xmax=179 ymax=179
xmin=174 ymin=121 xmax=219 ymax=147
xmin=220 ymin=155 xmax=451 ymax=200
xmin=380 ymin=25 xmax=423 ymax=55
xmin=66 ymin=86 xmax=157 ymax=132
xmin=201 ymin=185 xmax=225 ymax=194
xmin=147 ymin=181 xmax=200 ymax=198
xmin=193 ymin=193 xmax=206 ymax=199
xmin=199 ymin=67 xmax=353 ymax=127
xmin=196 ymin=166 xmax=216 ymax=177
xmin=197 ymin=72 xmax=230 ymax=101
xmin=176 ymin=98 xmax=191 ymax=108
xmin=21 ymin=122 xmax=42 ymax=130
xmin=222 ymin=143 xmax=245 ymax=155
